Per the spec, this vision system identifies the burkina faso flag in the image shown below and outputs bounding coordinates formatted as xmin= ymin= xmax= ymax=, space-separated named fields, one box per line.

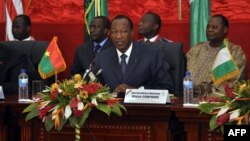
xmin=38 ymin=36 xmax=66 ymax=79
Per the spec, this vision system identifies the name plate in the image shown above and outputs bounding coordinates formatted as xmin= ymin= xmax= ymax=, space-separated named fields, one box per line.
xmin=124 ymin=89 xmax=170 ymax=104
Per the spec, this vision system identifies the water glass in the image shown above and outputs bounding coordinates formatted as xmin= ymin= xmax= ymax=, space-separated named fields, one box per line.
xmin=32 ymin=80 xmax=43 ymax=100
xmin=197 ymin=82 xmax=212 ymax=103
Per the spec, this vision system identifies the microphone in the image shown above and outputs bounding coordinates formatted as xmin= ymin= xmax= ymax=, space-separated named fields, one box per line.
xmin=83 ymin=68 xmax=90 ymax=80
xmin=83 ymin=62 xmax=92 ymax=80
xmin=84 ymin=48 xmax=98 ymax=78
xmin=83 ymin=60 xmax=102 ymax=81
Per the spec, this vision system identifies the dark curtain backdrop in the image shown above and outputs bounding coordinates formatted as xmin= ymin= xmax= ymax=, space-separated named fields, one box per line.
xmin=0 ymin=0 xmax=249 ymax=79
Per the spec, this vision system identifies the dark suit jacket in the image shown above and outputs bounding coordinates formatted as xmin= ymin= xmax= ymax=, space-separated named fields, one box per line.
xmin=93 ymin=42 xmax=174 ymax=93
xmin=70 ymin=39 xmax=113 ymax=77
xmin=0 ymin=44 xmax=27 ymax=94
xmin=138 ymin=37 xmax=186 ymax=97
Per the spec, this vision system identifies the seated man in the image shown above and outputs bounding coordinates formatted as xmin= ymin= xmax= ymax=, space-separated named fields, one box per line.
xmin=70 ymin=16 xmax=112 ymax=77
xmin=187 ymin=14 xmax=247 ymax=93
xmin=138 ymin=11 xmax=186 ymax=97
xmin=92 ymin=15 xmax=174 ymax=96
xmin=12 ymin=14 xmax=35 ymax=41
xmin=0 ymin=43 xmax=28 ymax=94
xmin=138 ymin=11 xmax=172 ymax=42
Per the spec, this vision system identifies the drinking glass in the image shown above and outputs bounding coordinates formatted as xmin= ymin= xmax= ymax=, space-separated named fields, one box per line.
xmin=32 ymin=80 xmax=43 ymax=100
xmin=198 ymin=82 xmax=212 ymax=103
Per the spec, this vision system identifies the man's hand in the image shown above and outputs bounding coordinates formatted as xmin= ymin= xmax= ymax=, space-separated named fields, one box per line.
xmin=114 ymin=83 xmax=134 ymax=93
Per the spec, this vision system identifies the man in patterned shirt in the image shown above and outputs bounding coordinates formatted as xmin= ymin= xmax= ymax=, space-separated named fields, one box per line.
xmin=187 ymin=14 xmax=247 ymax=93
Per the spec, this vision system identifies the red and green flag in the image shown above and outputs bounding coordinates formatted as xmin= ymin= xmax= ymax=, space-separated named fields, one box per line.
xmin=38 ymin=36 xmax=66 ymax=79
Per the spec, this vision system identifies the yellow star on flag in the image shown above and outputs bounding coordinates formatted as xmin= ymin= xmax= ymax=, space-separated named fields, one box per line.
xmin=45 ymin=51 xmax=50 ymax=57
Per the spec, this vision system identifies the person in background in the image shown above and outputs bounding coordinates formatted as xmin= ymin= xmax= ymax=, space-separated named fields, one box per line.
xmin=138 ymin=11 xmax=186 ymax=97
xmin=138 ymin=11 xmax=172 ymax=43
xmin=70 ymin=16 xmax=113 ymax=77
xmin=92 ymin=14 xmax=174 ymax=96
xmin=12 ymin=14 xmax=35 ymax=41
xmin=187 ymin=14 xmax=247 ymax=93
xmin=0 ymin=43 xmax=28 ymax=94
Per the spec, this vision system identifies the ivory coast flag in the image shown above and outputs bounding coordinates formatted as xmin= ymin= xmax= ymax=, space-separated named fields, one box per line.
xmin=212 ymin=39 xmax=239 ymax=84
xmin=38 ymin=36 xmax=66 ymax=79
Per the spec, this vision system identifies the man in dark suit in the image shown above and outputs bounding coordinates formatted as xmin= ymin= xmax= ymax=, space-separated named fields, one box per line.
xmin=93 ymin=15 xmax=174 ymax=95
xmin=70 ymin=16 xmax=112 ymax=77
xmin=138 ymin=11 xmax=186 ymax=97
xmin=0 ymin=43 xmax=27 ymax=94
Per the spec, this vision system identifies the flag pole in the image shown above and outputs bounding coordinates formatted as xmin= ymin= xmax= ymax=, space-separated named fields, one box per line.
xmin=55 ymin=70 xmax=58 ymax=83
xmin=178 ymin=0 xmax=182 ymax=20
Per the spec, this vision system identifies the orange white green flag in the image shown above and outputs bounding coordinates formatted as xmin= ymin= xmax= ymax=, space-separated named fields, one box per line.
xmin=38 ymin=36 xmax=66 ymax=79
xmin=212 ymin=39 xmax=239 ymax=84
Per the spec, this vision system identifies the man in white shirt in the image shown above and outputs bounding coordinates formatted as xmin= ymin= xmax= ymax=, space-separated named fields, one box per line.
xmin=12 ymin=14 xmax=35 ymax=41
xmin=138 ymin=12 xmax=186 ymax=97
xmin=92 ymin=15 xmax=174 ymax=96
xmin=138 ymin=11 xmax=172 ymax=43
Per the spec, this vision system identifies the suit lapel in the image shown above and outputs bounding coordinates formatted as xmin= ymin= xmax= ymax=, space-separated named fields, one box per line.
xmin=101 ymin=39 xmax=112 ymax=51
xmin=109 ymin=48 xmax=123 ymax=82
xmin=85 ymin=43 xmax=95 ymax=68
xmin=124 ymin=43 xmax=141 ymax=81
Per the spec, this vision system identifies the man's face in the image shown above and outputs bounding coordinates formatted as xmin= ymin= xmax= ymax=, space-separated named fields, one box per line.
xmin=138 ymin=14 xmax=157 ymax=36
xmin=110 ymin=18 xmax=133 ymax=53
xmin=206 ymin=17 xmax=227 ymax=42
xmin=90 ymin=18 xmax=108 ymax=42
xmin=12 ymin=17 xmax=29 ymax=40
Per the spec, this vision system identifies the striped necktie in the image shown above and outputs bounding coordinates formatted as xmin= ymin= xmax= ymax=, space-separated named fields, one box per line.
xmin=94 ymin=44 xmax=101 ymax=57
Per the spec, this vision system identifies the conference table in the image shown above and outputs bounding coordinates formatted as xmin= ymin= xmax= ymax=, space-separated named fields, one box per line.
xmin=0 ymin=95 xmax=223 ymax=141
xmin=172 ymin=105 xmax=224 ymax=141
